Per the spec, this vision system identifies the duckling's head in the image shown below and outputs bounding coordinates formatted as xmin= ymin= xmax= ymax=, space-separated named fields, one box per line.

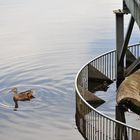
xmin=11 ymin=88 xmax=18 ymax=94
xmin=27 ymin=92 xmax=35 ymax=99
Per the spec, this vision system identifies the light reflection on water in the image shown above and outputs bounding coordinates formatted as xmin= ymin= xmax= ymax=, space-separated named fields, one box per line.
xmin=0 ymin=0 xmax=139 ymax=139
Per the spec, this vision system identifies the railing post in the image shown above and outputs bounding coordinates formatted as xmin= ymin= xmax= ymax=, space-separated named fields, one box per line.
xmin=114 ymin=9 xmax=127 ymax=140
xmin=115 ymin=105 xmax=128 ymax=140
xmin=114 ymin=9 xmax=125 ymax=89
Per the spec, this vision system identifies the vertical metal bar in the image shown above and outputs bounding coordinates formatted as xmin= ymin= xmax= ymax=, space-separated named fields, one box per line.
xmin=115 ymin=51 xmax=117 ymax=80
xmin=136 ymin=45 xmax=137 ymax=57
xmin=127 ymin=128 xmax=130 ymax=140
xmin=92 ymin=61 xmax=94 ymax=67
xmin=103 ymin=117 xmax=105 ymax=140
xmin=110 ymin=53 xmax=111 ymax=79
xmin=119 ymin=16 xmax=135 ymax=62
xmin=112 ymin=52 xmax=114 ymax=80
xmin=86 ymin=106 xmax=88 ymax=139
xmin=91 ymin=111 xmax=93 ymax=140
xmin=103 ymin=56 xmax=105 ymax=75
xmin=98 ymin=58 xmax=100 ymax=71
xmin=107 ymin=54 xmax=109 ymax=77
xmin=96 ymin=60 xmax=97 ymax=69
xmin=98 ymin=114 xmax=99 ymax=140
xmin=98 ymin=58 xmax=99 ymax=70
xmin=109 ymin=120 xmax=111 ymax=140
xmin=114 ymin=10 xmax=125 ymax=88
xmin=134 ymin=45 xmax=136 ymax=57
xmin=97 ymin=59 xmax=99 ymax=71
xmin=132 ymin=46 xmax=134 ymax=57
xmin=113 ymin=121 xmax=115 ymax=140
xmin=89 ymin=112 xmax=91 ymax=140
xmin=96 ymin=59 xmax=98 ymax=70
xmin=100 ymin=116 xmax=102 ymax=140
xmin=106 ymin=55 xmax=107 ymax=76
xmin=99 ymin=58 xmax=101 ymax=73
xmin=94 ymin=111 xmax=96 ymax=140
xmin=84 ymin=102 xmax=87 ymax=138
xmin=96 ymin=112 xmax=98 ymax=140
xmin=104 ymin=55 xmax=106 ymax=76
xmin=102 ymin=56 xmax=104 ymax=74
xmin=106 ymin=54 xmax=108 ymax=77
xmin=87 ymin=106 xmax=89 ymax=139
xmin=92 ymin=111 xmax=94 ymax=140
xmin=137 ymin=44 xmax=139 ymax=57
xmin=108 ymin=54 xmax=109 ymax=78
xmin=111 ymin=52 xmax=113 ymax=80
xmin=106 ymin=119 xmax=108 ymax=140
xmin=102 ymin=116 xmax=104 ymax=140
xmin=108 ymin=120 xmax=110 ymax=140
xmin=105 ymin=55 xmax=106 ymax=76
xmin=95 ymin=112 xmax=97 ymax=140
xmin=90 ymin=111 xmax=92 ymax=140
xmin=107 ymin=54 xmax=108 ymax=77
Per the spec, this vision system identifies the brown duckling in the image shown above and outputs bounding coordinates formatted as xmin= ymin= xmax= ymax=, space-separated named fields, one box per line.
xmin=12 ymin=87 xmax=35 ymax=110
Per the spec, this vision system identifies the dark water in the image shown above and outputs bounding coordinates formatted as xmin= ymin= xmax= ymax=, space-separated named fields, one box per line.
xmin=0 ymin=0 xmax=139 ymax=139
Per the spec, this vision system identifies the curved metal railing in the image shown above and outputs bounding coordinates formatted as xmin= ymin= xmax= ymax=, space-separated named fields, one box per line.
xmin=75 ymin=43 xmax=140 ymax=140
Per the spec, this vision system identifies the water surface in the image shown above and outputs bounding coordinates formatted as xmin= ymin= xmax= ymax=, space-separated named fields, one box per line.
xmin=0 ymin=0 xmax=139 ymax=139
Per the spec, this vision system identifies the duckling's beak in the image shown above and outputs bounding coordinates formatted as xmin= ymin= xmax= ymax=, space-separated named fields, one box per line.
xmin=31 ymin=95 xmax=35 ymax=99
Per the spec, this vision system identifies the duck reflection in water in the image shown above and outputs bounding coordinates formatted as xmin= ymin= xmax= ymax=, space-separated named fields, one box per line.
xmin=12 ymin=88 xmax=35 ymax=111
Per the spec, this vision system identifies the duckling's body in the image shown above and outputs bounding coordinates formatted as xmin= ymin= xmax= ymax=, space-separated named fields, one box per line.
xmin=12 ymin=88 xmax=35 ymax=110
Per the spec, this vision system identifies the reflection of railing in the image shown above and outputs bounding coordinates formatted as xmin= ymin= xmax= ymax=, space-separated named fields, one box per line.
xmin=75 ymin=43 xmax=140 ymax=140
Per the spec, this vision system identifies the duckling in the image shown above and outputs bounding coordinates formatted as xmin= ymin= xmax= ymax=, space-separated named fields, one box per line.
xmin=12 ymin=87 xmax=35 ymax=110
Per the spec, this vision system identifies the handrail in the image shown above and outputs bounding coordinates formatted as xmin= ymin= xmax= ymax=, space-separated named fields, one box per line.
xmin=75 ymin=43 xmax=140 ymax=140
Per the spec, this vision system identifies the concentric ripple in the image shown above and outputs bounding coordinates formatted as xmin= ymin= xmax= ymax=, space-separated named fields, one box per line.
xmin=0 ymin=85 xmax=51 ymax=110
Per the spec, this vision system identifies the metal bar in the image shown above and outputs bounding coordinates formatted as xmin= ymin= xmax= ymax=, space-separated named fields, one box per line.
xmin=97 ymin=113 xmax=99 ymax=140
xmin=119 ymin=16 xmax=135 ymax=62
xmin=107 ymin=54 xmax=109 ymax=78
xmin=114 ymin=10 xmax=125 ymax=88
xmin=110 ymin=53 xmax=112 ymax=79
xmin=93 ymin=111 xmax=95 ymax=140
xmin=104 ymin=56 xmax=106 ymax=75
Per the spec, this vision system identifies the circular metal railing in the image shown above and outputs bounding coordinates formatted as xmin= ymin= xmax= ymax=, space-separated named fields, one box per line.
xmin=75 ymin=43 xmax=140 ymax=140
